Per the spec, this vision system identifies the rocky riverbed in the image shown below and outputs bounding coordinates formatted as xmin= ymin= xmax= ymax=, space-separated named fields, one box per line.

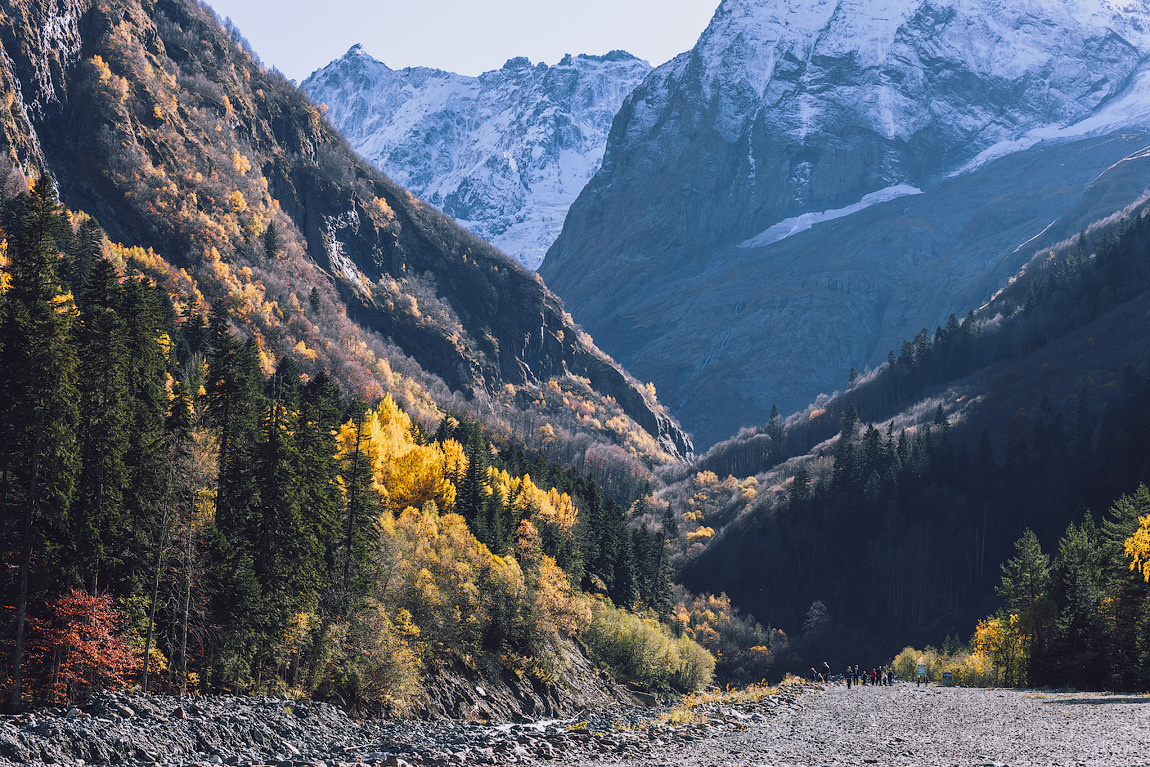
xmin=0 ymin=684 xmax=805 ymax=766
xmin=3 ymin=683 xmax=1149 ymax=766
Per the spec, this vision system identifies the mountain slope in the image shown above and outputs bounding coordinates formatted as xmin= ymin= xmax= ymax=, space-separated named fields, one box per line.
xmin=655 ymin=192 xmax=1150 ymax=660
xmin=0 ymin=0 xmax=690 ymax=465
xmin=302 ymin=47 xmax=651 ymax=270
xmin=542 ymin=0 xmax=1150 ymax=448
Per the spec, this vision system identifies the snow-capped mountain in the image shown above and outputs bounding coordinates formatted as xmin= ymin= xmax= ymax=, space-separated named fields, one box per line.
xmin=302 ymin=46 xmax=651 ymax=270
xmin=542 ymin=0 xmax=1150 ymax=448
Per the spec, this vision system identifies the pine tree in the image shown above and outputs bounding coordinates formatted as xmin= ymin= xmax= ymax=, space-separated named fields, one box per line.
xmin=296 ymin=372 xmax=344 ymax=612
xmin=64 ymin=217 xmax=101 ymax=294
xmin=0 ymin=176 xmax=81 ymax=710
xmin=996 ymin=529 xmax=1054 ymax=683
xmin=204 ymin=319 xmax=266 ymax=689
xmin=205 ymin=318 xmax=263 ymax=535
xmin=263 ymin=221 xmax=281 ymax=261
xmin=766 ymin=403 xmax=783 ymax=458
xmin=456 ymin=428 xmax=487 ymax=528
xmin=336 ymin=401 xmax=380 ymax=613
xmin=249 ymin=399 xmax=321 ymax=685
xmin=1050 ymin=515 xmax=1104 ymax=687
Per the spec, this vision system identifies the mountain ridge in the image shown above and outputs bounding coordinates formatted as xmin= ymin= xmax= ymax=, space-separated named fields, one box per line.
xmin=0 ymin=0 xmax=690 ymax=464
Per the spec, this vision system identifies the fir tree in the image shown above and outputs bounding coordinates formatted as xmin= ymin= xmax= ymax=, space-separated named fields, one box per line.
xmin=120 ymin=276 xmax=170 ymax=592
xmin=0 ymin=176 xmax=81 ymax=710
xmin=72 ymin=257 xmax=131 ymax=592
xmin=336 ymin=401 xmax=379 ymax=613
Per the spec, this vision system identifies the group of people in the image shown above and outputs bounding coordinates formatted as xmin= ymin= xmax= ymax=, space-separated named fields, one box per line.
xmin=807 ymin=663 xmax=895 ymax=687
xmin=843 ymin=664 xmax=893 ymax=688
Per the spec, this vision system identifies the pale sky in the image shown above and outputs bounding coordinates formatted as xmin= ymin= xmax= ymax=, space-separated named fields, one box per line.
xmin=204 ymin=0 xmax=720 ymax=82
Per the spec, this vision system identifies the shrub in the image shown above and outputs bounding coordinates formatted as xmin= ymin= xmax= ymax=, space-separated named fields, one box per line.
xmin=581 ymin=601 xmax=714 ymax=691
xmin=893 ymin=643 xmax=1003 ymax=687
xmin=317 ymin=601 xmax=422 ymax=715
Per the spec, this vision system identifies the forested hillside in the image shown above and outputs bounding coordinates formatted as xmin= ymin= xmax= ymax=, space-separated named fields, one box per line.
xmin=0 ymin=177 xmax=721 ymax=711
xmin=661 ymin=197 xmax=1150 ymax=664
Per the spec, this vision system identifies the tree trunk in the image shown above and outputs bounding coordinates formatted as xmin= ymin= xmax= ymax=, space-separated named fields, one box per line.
xmin=141 ymin=511 xmax=168 ymax=694
xmin=179 ymin=540 xmax=191 ymax=697
xmin=8 ymin=447 xmax=41 ymax=713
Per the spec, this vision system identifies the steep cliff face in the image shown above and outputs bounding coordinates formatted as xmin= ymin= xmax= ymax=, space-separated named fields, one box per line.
xmin=302 ymin=47 xmax=650 ymax=270
xmin=542 ymin=0 xmax=1150 ymax=448
xmin=0 ymin=0 xmax=690 ymax=459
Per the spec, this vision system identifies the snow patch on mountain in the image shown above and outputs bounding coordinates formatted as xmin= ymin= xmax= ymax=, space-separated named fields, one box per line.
xmin=738 ymin=184 xmax=923 ymax=247
xmin=953 ymin=62 xmax=1150 ymax=176
xmin=303 ymin=47 xmax=651 ymax=270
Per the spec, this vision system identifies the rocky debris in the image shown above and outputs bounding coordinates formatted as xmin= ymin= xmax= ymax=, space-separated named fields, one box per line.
xmin=5 ymin=681 xmax=1149 ymax=766
xmin=0 ymin=686 xmax=809 ymax=766
xmin=408 ymin=642 xmax=641 ymax=722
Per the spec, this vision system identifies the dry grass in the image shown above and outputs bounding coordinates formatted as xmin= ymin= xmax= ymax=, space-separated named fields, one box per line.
xmin=658 ymin=682 xmax=779 ymax=726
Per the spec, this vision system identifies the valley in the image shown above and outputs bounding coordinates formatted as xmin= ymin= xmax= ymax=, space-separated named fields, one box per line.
xmin=5 ymin=0 xmax=1150 ymax=746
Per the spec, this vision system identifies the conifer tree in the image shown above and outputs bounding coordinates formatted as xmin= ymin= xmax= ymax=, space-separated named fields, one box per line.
xmin=0 ymin=176 xmax=80 ymax=710
xmin=336 ymin=401 xmax=379 ymax=613
xmin=456 ymin=428 xmax=487 ymax=528
xmin=64 ymin=217 xmax=101 ymax=294
xmin=297 ymin=372 xmax=344 ymax=613
xmin=996 ymin=529 xmax=1054 ymax=683
xmin=249 ymin=399 xmax=321 ymax=683
xmin=1050 ymin=515 xmax=1104 ymax=687
xmin=204 ymin=320 xmax=265 ymax=688
xmin=263 ymin=221 xmax=281 ymax=261
xmin=766 ymin=403 xmax=783 ymax=457
xmin=72 ymin=257 xmax=131 ymax=592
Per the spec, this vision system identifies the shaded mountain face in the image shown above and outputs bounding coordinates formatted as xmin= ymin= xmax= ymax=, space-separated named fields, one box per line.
xmin=542 ymin=0 xmax=1150 ymax=449
xmin=302 ymin=47 xmax=651 ymax=270
xmin=0 ymin=0 xmax=690 ymax=459
xmin=669 ymin=189 xmax=1150 ymax=656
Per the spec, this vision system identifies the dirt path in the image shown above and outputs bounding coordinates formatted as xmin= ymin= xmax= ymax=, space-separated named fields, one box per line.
xmin=575 ymin=683 xmax=1150 ymax=767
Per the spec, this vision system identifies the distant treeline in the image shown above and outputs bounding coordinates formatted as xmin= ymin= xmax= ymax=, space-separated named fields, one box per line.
xmin=700 ymin=203 xmax=1150 ymax=481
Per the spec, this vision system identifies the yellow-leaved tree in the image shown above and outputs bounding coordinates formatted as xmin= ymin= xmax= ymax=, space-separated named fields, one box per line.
xmin=1125 ymin=513 xmax=1150 ymax=582
xmin=336 ymin=395 xmax=457 ymax=514
xmin=971 ymin=611 xmax=1027 ymax=686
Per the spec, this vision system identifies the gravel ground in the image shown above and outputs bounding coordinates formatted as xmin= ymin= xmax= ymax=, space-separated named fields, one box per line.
xmin=3 ymin=683 xmax=1149 ymax=766
xmin=575 ymin=683 xmax=1150 ymax=767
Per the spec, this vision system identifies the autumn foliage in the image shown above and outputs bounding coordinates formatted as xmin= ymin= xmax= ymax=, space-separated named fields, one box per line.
xmin=24 ymin=591 xmax=135 ymax=706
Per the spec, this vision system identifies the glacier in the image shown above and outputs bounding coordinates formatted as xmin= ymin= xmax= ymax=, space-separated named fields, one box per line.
xmin=738 ymin=184 xmax=923 ymax=248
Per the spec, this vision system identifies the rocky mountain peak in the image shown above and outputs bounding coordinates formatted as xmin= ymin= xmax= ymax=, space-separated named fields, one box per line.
xmin=303 ymin=47 xmax=651 ymax=269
